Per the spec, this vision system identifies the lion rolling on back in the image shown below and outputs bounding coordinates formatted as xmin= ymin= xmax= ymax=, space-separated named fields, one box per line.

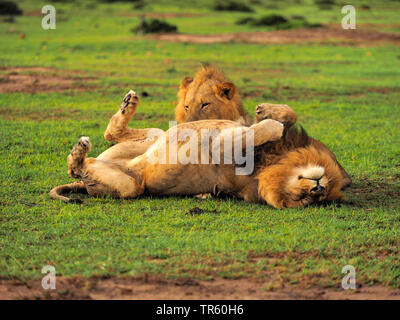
xmin=176 ymin=65 xmax=350 ymax=188
xmin=52 ymin=91 xmax=346 ymax=208
xmin=50 ymin=65 xmax=350 ymax=205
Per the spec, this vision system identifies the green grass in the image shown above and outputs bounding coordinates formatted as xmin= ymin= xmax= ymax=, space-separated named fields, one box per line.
xmin=0 ymin=0 xmax=399 ymax=289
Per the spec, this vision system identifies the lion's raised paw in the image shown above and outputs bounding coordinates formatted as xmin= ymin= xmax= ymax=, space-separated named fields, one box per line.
xmin=121 ymin=90 xmax=140 ymax=114
xmin=77 ymin=136 xmax=91 ymax=152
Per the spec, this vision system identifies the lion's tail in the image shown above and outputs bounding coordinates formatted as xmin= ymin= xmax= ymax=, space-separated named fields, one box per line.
xmin=49 ymin=181 xmax=87 ymax=204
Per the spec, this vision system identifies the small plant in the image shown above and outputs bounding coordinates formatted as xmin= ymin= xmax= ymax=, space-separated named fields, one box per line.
xmin=133 ymin=0 xmax=145 ymax=9
xmin=314 ymin=0 xmax=336 ymax=10
xmin=132 ymin=18 xmax=177 ymax=34
xmin=101 ymin=0 xmax=145 ymax=7
xmin=289 ymin=15 xmax=322 ymax=29
xmin=236 ymin=17 xmax=255 ymax=25
xmin=214 ymin=0 xmax=254 ymax=12
xmin=252 ymin=14 xmax=288 ymax=26
xmin=360 ymin=4 xmax=371 ymax=10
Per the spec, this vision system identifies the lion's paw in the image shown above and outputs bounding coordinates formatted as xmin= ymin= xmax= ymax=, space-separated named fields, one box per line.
xmin=69 ymin=136 xmax=91 ymax=173
xmin=121 ymin=90 xmax=140 ymax=114
xmin=71 ymin=136 xmax=91 ymax=157
xmin=77 ymin=136 xmax=91 ymax=152
xmin=255 ymin=103 xmax=296 ymax=127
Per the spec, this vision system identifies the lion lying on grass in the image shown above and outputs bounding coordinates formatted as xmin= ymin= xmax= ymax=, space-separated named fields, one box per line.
xmin=50 ymin=90 xmax=345 ymax=208
xmin=175 ymin=65 xmax=350 ymax=187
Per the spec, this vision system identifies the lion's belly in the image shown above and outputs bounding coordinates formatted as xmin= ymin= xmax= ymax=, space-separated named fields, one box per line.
xmin=144 ymin=164 xmax=219 ymax=195
xmin=137 ymin=120 xmax=247 ymax=196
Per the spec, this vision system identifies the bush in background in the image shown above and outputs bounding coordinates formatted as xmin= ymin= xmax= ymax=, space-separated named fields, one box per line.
xmin=214 ymin=0 xmax=254 ymax=12
xmin=314 ymin=0 xmax=336 ymax=10
xmin=0 ymin=1 xmax=23 ymax=16
xmin=132 ymin=18 xmax=177 ymax=34
xmin=237 ymin=14 xmax=322 ymax=30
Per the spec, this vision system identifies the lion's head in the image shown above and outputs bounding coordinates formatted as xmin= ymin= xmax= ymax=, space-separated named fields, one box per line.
xmin=175 ymin=65 xmax=252 ymax=126
xmin=257 ymin=145 xmax=346 ymax=208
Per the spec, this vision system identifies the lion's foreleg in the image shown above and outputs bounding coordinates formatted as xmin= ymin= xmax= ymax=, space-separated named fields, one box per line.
xmin=255 ymin=103 xmax=297 ymax=128
xmin=249 ymin=119 xmax=284 ymax=147
xmin=217 ymin=119 xmax=283 ymax=157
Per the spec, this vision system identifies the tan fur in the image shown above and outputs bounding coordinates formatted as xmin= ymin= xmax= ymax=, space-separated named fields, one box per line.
xmin=257 ymin=146 xmax=345 ymax=208
xmin=255 ymin=103 xmax=297 ymax=127
xmin=56 ymin=94 xmax=345 ymax=209
xmin=50 ymin=91 xmax=162 ymax=203
xmin=255 ymin=102 xmax=351 ymax=188
xmin=50 ymin=66 xmax=350 ymax=204
xmin=175 ymin=66 xmax=350 ymax=187
xmin=175 ymin=65 xmax=252 ymax=125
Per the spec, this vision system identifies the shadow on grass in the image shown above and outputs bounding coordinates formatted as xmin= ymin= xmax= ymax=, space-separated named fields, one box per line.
xmin=345 ymin=178 xmax=400 ymax=209
xmin=44 ymin=176 xmax=400 ymax=211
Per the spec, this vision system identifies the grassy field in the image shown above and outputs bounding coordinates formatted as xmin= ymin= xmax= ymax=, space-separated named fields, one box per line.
xmin=0 ymin=0 xmax=399 ymax=294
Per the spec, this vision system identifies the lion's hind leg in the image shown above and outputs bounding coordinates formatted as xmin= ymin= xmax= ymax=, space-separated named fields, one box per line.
xmin=67 ymin=136 xmax=91 ymax=178
xmin=104 ymin=90 xmax=162 ymax=144
xmin=68 ymin=137 xmax=144 ymax=199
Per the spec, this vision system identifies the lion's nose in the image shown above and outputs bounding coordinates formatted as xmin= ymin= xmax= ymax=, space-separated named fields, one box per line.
xmin=256 ymin=105 xmax=263 ymax=114
xmin=311 ymin=185 xmax=325 ymax=193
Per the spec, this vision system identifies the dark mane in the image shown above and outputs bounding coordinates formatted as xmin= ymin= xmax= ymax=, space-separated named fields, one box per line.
xmin=254 ymin=125 xmax=312 ymax=172
xmin=282 ymin=125 xmax=311 ymax=149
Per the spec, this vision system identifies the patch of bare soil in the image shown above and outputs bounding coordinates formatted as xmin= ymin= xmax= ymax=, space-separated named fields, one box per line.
xmin=151 ymin=26 xmax=400 ymax=45
xmin=123 ymin=13 xmax=205 ymax=19
xmin=0 ymin=67 xmax=97 ymax=93
xmin=0 ymin=277 xmax=399 ymax=300
xmin=0 ymin=107 xmax=85 ymax=122
xmin=24 ymin=10 xmax=42 ymax=17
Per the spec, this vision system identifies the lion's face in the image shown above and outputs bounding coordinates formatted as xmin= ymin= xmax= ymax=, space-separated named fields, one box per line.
xmin=285 ymin=166 xmax=332 ymax=206
xmin=175 ymin=66 xmax=252 ymax=126
xmin=258 ymin=146 xmax=346 ymax=208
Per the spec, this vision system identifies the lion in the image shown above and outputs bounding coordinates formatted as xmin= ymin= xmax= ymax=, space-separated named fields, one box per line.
xmin=51 ymin=91 xmax=345 ymax=208
xmin=175 ymin=65 xmax=253 ymax=126
xmin=176 ymin=65 xmax=350 ymax=188
xmin=254 ymin=103 xmax=351 ymax=187
xmin=50 ymin=65 xmax=350 ymax=203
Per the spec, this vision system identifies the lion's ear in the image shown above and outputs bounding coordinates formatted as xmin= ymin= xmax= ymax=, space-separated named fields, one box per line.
xmin=213 ymin=82 xmax=236 ymax=100
xmin=180 ymin=76 xmax=193 ymax=90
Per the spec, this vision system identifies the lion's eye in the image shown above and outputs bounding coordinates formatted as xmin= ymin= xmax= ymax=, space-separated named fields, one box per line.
xmin=298 ymin=176 xmax=303 ymax=180
xmin=201 ymin=102 xmax=210 ymax=109
xmin=184 ymin=105 xmax=189 ymax=111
